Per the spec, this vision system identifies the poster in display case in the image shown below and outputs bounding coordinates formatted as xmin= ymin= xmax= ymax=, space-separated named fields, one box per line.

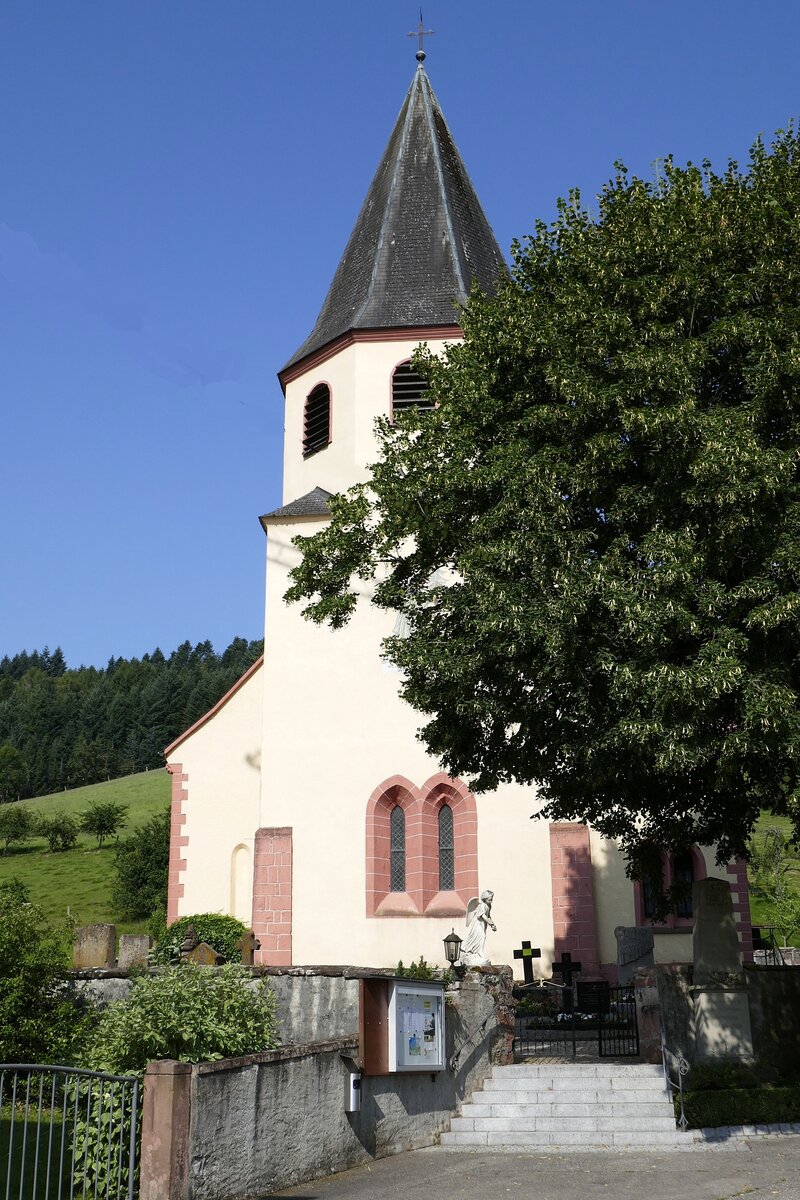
xmin=388 ymin=980 xmax=446 ymax=1072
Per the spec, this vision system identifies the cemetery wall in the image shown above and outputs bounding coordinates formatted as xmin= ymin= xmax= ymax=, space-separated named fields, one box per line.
xmin=141 ymin=969 xmax=513 ymax=1200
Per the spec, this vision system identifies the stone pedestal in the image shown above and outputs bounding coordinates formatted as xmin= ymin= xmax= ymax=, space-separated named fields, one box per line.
xmin=691 ymin=878 xmax=754 ymax=1061
xmin=692 ymin=986 xmax=753 ymax=1061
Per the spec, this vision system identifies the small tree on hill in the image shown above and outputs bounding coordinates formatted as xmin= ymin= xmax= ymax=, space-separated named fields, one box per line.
xmin=0 ymin=804 xmax=33 ymax=855
xmin=80 ymin=801 xmax=128 ymax=848
xmin=37 ymin=811 xmax=80 ymax=852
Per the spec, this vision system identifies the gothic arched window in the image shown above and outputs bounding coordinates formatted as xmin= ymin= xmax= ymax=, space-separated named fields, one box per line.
xmin=390 ymin=804 xmax=406 ymax=892
xmin=438 ymin=804 xmax=454 ymax=891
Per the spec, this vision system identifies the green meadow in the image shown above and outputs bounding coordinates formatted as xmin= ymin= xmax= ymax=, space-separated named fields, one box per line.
xmin=0 ymin=771 xmax=170 ymax=935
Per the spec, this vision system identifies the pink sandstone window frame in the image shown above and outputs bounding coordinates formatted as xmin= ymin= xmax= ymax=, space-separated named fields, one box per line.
xmin=633 ymin=845 xmax=707 ymax=928
xmin=366 ymin=773 xmax=478 ymax=918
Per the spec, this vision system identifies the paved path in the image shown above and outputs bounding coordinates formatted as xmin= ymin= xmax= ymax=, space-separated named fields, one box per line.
xmin=265 ymin=1136 xmax=800 ymax=1200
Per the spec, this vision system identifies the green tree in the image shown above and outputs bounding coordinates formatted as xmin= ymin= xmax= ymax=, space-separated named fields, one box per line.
xmin=0 ymin=881 xmax=84 ymax=1062
xmin=287 ymin=129 xmax=800 ymax=885
xmin=112 ymin=808 xmax=170 ymax=919
xmin=37 ymin=811 xmax=80 ymax=852
xmin=0 ymin=804 xmax=33 ymax=854
xmin=0 ymin=743 xmax=28 ymax=802
xmin=80 ymin=800 xmax=128 ymax=848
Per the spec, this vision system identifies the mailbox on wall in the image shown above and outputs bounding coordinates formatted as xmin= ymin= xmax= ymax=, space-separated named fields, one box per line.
xmin=359 ymin=977 xmax=446 ymax=1075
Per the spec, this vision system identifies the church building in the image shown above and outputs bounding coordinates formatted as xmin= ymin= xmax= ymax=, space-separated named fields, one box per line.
xmin=165 ymin=52 xmax=753 ymax=979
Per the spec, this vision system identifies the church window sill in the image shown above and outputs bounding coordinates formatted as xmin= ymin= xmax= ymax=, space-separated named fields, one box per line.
xmin=424 ymin=891 xmax=467 ymax=917
xmin=374 ymin=892 xmax=420 ymax=917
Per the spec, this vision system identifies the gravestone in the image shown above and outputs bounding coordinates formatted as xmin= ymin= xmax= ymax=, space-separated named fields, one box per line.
xmin=614 ymin=925 xmax=654 ymax=985
xmin=185 ymin=942 xmax=224 ymax=966
xmin=693 ymin=877 xmax=742 ymax=986
xmin=237 ymin=930 xmax=260 ymax=966
xmin=72 ymin=924 xmax=116 ymax=969
xmin=691 ymin=877 xmax=753 ymax=1061
xmin=118 ymin=934 xmax=151 ymax=970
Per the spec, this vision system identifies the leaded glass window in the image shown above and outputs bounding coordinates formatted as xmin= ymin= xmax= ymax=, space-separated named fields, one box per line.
xmin=390 ymin=804 xmax=406 ymax=892
xmin=673 ymin=851 xmax=694 ymax=918
xmin=438 ymin=804 xmax=454 ymax=891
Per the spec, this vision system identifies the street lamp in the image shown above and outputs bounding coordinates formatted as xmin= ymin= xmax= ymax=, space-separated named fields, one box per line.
xmin=443 ymin=928 xmax=463 ymax=971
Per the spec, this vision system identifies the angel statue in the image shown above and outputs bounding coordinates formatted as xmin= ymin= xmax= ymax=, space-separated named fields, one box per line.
xmin=460 ymin=890 xmax=497 ymax=967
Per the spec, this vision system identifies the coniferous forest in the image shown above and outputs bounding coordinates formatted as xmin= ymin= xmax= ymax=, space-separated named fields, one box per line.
xmin=0 ymin=638 xmax=263 ymax=801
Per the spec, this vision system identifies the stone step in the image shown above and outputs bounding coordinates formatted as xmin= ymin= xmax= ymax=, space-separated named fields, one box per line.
xmin=443 ymin=1062 xmax=682 ymax=1152
xmin=484 ymin=1073 xmax=667 ymax=1091
xmin=451 ymin=1114 xmax=680 ymax=1133
xmin=475 ymin=1088 xmax=670 ymax=1106
xmin=460 ymin=1102 xmax=674 ymax=1120
xmin=440 ymin=1129 xmax=688 ymax=1149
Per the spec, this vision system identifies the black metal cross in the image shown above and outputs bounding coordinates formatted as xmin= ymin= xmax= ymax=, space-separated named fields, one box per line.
xmin=551 ymin=951 xmax=582 ymax=988
xmin=408 ymin=11 xmax=434 ymax=58
xmin=513 ymin=940 xmax=541 ymax=985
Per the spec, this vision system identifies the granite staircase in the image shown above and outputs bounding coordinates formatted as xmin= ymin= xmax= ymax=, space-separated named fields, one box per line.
xmin=441 ymin=1063 xmax=687 ymax=1150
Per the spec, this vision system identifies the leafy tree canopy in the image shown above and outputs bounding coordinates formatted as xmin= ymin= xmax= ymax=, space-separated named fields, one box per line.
xmin=113 ymin=808 xmax=170 ymax=920
xmin=80 ymin=800 xmax=128 ymax=848
xmin=287 ymin=129 xmax=800 ymax=882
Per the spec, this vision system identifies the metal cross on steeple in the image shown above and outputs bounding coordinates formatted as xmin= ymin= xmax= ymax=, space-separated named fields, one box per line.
xmin=408 ymin=10 xmax=434 ymax=62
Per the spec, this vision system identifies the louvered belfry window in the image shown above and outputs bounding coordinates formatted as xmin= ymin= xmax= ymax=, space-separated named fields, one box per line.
xmin=392 ymin=361 xmax=433 ymax=416
xmin=389 ymin=804 xmax=406 ymax=892
xmin=438 ymin=804 xmax=454 ymax=891
xmin=303 ymin=383 xmax=331 ymax=456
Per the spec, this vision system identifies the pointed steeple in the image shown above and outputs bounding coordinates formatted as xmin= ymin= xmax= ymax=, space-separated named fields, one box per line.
xmin=283 ymin=64 xmax=506 ymax=373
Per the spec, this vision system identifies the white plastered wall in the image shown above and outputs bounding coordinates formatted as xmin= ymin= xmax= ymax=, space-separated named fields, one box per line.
xmin=170 ymin=665 xmax=263 ymax=921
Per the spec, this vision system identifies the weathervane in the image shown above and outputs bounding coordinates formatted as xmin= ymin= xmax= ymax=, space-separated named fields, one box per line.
xmin=408 ymin=9 xmax=434 ymax=62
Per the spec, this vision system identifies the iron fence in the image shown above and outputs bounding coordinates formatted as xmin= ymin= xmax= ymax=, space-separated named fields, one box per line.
xmin=0 ymin=1064 xmax=139 ymax=1200
xmin=513 ymin=982 xmax=639 ymax=1059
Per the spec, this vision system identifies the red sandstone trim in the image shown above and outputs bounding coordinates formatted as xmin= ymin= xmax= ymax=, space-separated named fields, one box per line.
xmin=252 ymin=828 xmax=293 ymax=966
xmin=727 ymin=858 xmax=754 ymax=963
xmin=548 ymin=823 xmax=601 ymax=977
xmin=166 ymin=763 xmax=189 ymax=925
xmin=279 ymin=325 xmax=463 ymax=390
xmin=365 ymin=772 xmax=478 ymax=918
xmin=163 ymin=656 xmax=264 ymax=757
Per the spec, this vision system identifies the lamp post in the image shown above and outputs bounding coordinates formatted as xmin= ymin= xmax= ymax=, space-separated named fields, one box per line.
xmin=443 ymin=928 xmax=463 ymax=974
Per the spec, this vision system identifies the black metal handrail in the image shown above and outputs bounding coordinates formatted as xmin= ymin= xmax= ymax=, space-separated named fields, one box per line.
xmin=660 ymin=1036 xmax=689 ymax=1132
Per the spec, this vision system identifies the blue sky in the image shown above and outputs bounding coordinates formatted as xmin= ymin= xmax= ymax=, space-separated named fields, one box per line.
xmin=2 ymin=1 xmax=799 ymax=668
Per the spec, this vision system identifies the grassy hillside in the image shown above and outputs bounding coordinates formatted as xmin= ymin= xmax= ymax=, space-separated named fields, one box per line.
xmin=749 ymin=811 xmax=800 ymax=946
xmin=0 ymin=770 xmax=170 ymax=934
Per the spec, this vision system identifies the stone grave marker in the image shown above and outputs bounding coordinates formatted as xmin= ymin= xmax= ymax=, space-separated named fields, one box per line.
xmin=691 ymin=876 xmax=753 ymax=1061
xmin=118 ymin=934 xmax=151 ymax=970
xmin=237 ymin=930 xmax=261 ymax=966
xmin=614 ymin=925 xmax=654 ymax=985
xmin=72 ymin=924 xmax=116 ymax=969
xmin=185 ymin=942 xmax=224 ymax=966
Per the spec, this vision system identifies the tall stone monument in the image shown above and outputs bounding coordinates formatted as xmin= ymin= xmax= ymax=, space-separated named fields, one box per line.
xmin=691 ymin=877 xmax=753 ymax=1061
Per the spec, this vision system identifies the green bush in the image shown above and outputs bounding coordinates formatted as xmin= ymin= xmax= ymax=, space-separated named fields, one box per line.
xmin=395 ymin=956 xmax=453 ymax=984
xmin=681 ymin=1085 xmax=800 ymax=1128
xmin=155 ymin=912 xmax=249 ymax=964
xmin=113 ymin=808 xmax=170 ymax=919
xmin=687 ymin=1062 xmax=760 ymax=1092
xmin=0 ymin=879 xmax=85 ymax=1062
xmin=85 ymin=963 xmax=280 ymax=1074
xmin=37 ymin=811 xmax=79 ymax=852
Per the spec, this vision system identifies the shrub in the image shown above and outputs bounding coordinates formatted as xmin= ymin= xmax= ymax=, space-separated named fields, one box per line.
xmin=155 ymin=913 xmax=249 ymax=964
xmin=113 ymin=808 xmax=170 ymax=919
xmin=85 ymin=963 xmax=280 ymax=1074
xmin=687 ymin=1061 xmax=760 ymax=1092
xmin=37 ymin=811 xmax=79 ymax=852
xmin=395 ymin=956 xmax=453 ymax=984
xmin=0 ymin=880 xmax=85 ymax=1062
xmin=681 ymin=1085 xmax=800 ymax=1128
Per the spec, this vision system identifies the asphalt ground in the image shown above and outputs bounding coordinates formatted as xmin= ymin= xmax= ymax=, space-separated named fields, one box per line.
xmin=265 ymin=1136 xmax=800 ymax=1200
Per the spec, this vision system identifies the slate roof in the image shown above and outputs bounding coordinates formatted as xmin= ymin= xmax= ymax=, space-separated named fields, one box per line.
xmin=259 ymin=487 xmax=332 ymax=524
xmin=283 ymin=64 xmax=507 ymax=373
